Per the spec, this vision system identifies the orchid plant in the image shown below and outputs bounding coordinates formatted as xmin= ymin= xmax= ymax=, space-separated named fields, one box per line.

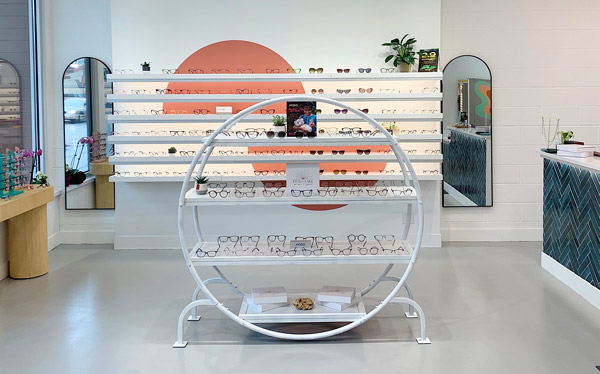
xmin=70 ymin=136 xmax=95 ymax=171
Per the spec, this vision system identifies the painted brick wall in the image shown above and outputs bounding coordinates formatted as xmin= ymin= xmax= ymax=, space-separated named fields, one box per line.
xmin=441 ymin=0 xmax=600 ymax=241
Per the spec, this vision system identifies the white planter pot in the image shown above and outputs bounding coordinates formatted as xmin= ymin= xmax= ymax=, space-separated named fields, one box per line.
xmin=168 ymin=152 xmax=176 ymax=156
xmin=196 ymin=183 xmax=208 ymax=195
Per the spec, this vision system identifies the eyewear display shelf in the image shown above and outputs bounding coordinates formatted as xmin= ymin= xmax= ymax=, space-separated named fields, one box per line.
xmin=106 ymin=71 xmax=443 ymax=183
xmin=172 ymin=96 xmax=431 ymax=348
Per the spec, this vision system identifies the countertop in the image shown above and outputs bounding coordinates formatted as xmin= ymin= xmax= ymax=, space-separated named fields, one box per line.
xmin=539 ymin=150 xmax=600 ymax=173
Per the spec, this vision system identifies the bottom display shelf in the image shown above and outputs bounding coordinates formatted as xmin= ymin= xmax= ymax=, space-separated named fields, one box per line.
xmin=239 ymin=293 xmax=366 ymax=323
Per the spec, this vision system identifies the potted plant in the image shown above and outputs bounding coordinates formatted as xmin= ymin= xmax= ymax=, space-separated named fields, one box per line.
xmin=273 ymin=114 xmax=286 ymax=127
xmin=385 ymin=122 xmax=396 ymax=135
xmin=558 ymin=131 xmax=573 ymax=144
xmin=382 ymin=34 xmax=417 ymax=72
xmin=65 ymin=165 xmax=75 ymax=187
xmin=32 ymin=171 xmax=48 ymax=185
xmin=141 ymin=61 xmax=151 ymax=73
xmin=194 ymin=175 xmax=209 ymax=195
xmin=168 ymin=146 xmax=177 ymax=156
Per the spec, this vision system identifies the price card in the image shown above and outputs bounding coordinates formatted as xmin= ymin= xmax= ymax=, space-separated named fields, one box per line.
xmin=285 ymin=163 xmax=320 ymax=197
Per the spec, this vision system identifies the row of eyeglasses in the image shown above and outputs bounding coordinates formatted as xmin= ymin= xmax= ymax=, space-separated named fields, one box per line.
xmin=195 ymin=234 xmax=408 ymax=258
xmin=111 ymin=170 xmax=439 ymax=177
xmin=114 ymin=67 xmax=417 ymax=75
xmin=111 ymin=108 xmax=438 ymax=115
xmin=109 ymin=128 xmax=439 ymax=137
xmin=113 ymin=87 xmax=439 ymax=95
xmin=205 ymin=182 xmax=414 ymax=199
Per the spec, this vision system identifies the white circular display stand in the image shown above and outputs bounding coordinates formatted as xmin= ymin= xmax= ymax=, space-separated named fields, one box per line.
xmin=174 ymin=95 xmax=430 ymax=347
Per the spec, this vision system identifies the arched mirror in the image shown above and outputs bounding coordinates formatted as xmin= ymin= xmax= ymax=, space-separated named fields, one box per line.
xmin=0 ymin=59 xmax=21 ymax=150
xmin=442 ymin=55 xmax=492 ymax=207
xmin=63 ymin=57 xmax=114 ymax=209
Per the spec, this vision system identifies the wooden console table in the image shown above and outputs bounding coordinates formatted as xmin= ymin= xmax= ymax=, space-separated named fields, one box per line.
xmin=0 ymin=186 xmax=54 ymax=279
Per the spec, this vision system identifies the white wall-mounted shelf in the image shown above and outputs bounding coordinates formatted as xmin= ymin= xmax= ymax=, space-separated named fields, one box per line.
xmin=108 ymin=72 xmax=443 ymax=83
xmin=108 ymin=93 xmax=442 ymax=103
xmin=109 ymin=174 xmax=442 ymax=183
xmin=108 ymin=134 xmax=442 ymax=144
xmin=107 ymin=113 xmax=442 ymax=123
xmin=109 ymin=154 xmax=442 ymax=165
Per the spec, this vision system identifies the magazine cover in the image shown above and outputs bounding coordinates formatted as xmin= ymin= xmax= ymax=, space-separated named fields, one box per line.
xmin=418 ymin=49 xmax=439 ymax=72
xmin=287 ymin=101 xmax=317 ymax=137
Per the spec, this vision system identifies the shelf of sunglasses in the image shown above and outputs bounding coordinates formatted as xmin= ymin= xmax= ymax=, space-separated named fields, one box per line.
xmin=107 ymin=93 xmax=442 ymax=103
xmin=108 ymin=154 xmax=442 ymax=165
xmin=188 ymin=240 xmax=413 ymax=266
xmin=107 ymin=72 xmax=443 ymax=83
xmin=109 ymin=174 xmax=443 ymax=183
xmin=107 ymin=133 xmax=442 ymax=144
xmin=183 ymin=188 xmax=418 ymax=207
xmin=107 ymin=113 xmax=442 ymax=123
xmin=109 ymin=135 xmax=441 ymax=148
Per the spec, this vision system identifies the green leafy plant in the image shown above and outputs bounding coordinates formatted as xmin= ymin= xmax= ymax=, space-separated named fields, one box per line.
xmin=558 ymin=131 xmax=573 ymax=144
xmin=32 ymin=171 xmax=48 ymax=184
xmin=168 ymin=147 xmax=177 ymax=153
xmin=65 ymin=164 xmax=76 ymax=177
xmin=140 ymin=61 xmax=151 ymax=68
xmin=272 ymin=115 xmax=286 ymax=127
xmin=194 ymin=175 xmax=209 ymax=184
xmin=382 ymin=34 xmax=417 ymax=67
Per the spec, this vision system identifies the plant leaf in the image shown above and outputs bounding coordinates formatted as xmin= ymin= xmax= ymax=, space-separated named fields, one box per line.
xmin=391 ymin=38 xmax=400 ymax=43
xmin=385 ymin=55 xmax=394 ymax=63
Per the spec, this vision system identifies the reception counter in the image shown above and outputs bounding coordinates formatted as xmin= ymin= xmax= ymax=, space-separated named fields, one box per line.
xmin=540 ymin=151 xmax=600 ymax=309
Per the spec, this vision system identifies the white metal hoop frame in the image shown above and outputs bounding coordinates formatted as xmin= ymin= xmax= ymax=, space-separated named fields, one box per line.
xmin=175 ymin=95 xmax=426 ymax=344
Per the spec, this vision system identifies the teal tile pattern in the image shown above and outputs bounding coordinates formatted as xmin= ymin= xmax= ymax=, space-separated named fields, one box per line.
xmin=543 ymin=158 xmax=600 ymax=290
xmin=443 ymin=129 xmax=487 ymax=206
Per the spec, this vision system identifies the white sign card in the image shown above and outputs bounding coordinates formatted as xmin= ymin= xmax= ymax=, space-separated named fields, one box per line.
xmin=285 ymin=163 xmax=320 ymax=197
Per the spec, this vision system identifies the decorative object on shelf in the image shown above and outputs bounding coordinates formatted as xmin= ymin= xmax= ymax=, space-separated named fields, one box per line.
xmin=418 ymin=49 xmax=439 ymax=72
xmin=272 ymin=114 xmax=286 ymax=128
xmin=140 ymin=61 xmax=150 ymax=73
xmin=194 ymin=175 xmax=209 ymax=195
xmin=68 ymin=136 xmax=93 ymax=185
xmin=31 ymin=171 xmax=48 ymax=185
xmin=382 ymin=34 xmax=417 ymax=72
xmin=541 ymin=117 xmax=560 ymax=154
xmin=292 ymin=297 xmax=314 ymax=310
xmin=558 ymin=130 xmax=573 ymax=144
xmin=168 ymin=147 xmax=177 ymax=156
xmin=65 ymin=164 xmax=75 ymax=187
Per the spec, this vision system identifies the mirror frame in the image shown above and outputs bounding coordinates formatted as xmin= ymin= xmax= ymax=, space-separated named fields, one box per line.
xmin=62 ymin=56 xmax=114 ymax=210
xmin=441 ymin=54 xmax=493 ymax=208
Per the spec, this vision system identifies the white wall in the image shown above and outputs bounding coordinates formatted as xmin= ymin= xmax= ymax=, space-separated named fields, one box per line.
xmin=440 ymin=0 xmax=600 ymax=241
xmin=110 ymin=0 xmax=443 ymax=249
xmin=41 ymin=0 xmax=115 ymax=244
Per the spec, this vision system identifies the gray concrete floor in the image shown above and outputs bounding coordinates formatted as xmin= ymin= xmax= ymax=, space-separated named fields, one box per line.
xmin=1 ymin=242 xmax=599 ymax=374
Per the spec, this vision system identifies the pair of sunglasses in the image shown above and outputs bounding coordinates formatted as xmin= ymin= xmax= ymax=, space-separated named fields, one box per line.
xmin=295 ymin=131 xmax=316 ymax=139
xmin=309 ymin=67 xmax=323 ymax=74
xmin=337 ymin=68 xmax=350 ymax=73
xmin=311 ymin=88 xmax=324 ymax=94
xmin=356 ymin=149 xmax=371 ymax=155
xmin=332 ymin=150 xmax=345 ymax=155
xmin=310 ymin=150 xmax=324 ymax=155
xmin=266 ymin=130 xmax=286 ymax=139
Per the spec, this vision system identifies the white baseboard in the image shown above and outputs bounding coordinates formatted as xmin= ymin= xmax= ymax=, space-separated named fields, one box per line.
xmin=114 ymin=234 xmax=442 ymax=250
xmin=59 ymin=230 xmax=115 ymax=244
xmin=48 ymin=232 xmax=61 ymax=251
xmin=541 ymin=252 xmax=600 ymax=310
xmin=442 ymin=228 xmax=542 ymax=241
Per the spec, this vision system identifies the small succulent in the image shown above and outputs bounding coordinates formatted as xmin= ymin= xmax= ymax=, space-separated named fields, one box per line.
xmin=272 ymin=115 xmax=286 ymax=127
xmin=168 ymin=146 xmax=177 ymax=153
xmin=194 ymin=175 xmax=209 ymax=184
xmin=140 ymin=61 xmax=151 ymax=67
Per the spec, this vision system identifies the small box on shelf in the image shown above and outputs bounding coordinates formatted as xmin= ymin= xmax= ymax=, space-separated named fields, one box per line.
xmin=317 ymin=285 xmax=356 ymax=304
xmin=319 ymin=295 xmax=360 ymax=311
xmin=251 ymin=286 xmax=287 ymax=304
